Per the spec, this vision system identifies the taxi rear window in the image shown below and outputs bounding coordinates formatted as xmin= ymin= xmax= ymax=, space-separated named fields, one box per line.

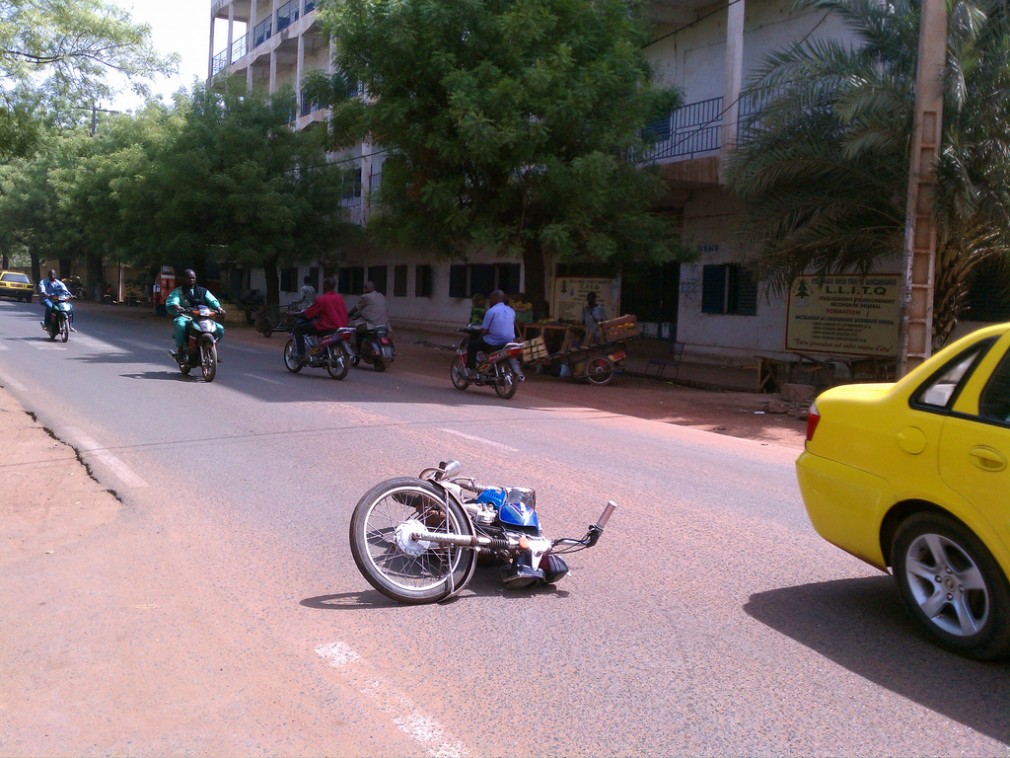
xmin=1 ymin=273 xmax=30 ymax=283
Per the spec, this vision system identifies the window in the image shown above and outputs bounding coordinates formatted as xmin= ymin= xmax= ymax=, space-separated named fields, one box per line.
xmin=367 ymin=265 xmax=387 ymax=295
xmin=914 ymin=339 xmax=993 ymax=410
xmin=448 ymin=263 xmax=522 ymax=298
xmin=701 ymin=264 xmax=757 ymax=316
xmin=415 ymin=265 xmax=433 ymax=297
xmin=393 ymin=265 xmax=407 ymax=297
xmin=280 ymin=267 xmax=298 ymax=292
xmin=338 ymin=266 xmax=364 ymax=295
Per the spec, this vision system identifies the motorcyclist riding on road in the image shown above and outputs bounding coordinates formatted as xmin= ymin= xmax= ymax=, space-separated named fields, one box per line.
xmin=38 ymin=270 xmax=75 ymax=332
xmin=166 ymin=269 xmax=226 ymax=359
xmin=348 ymin=280 xmax=390 ymax=354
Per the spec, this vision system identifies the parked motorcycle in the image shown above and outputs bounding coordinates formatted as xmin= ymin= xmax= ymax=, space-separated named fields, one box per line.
xmin=43 ymin=293 xmax=74 ymax=343
xmin=283 ymin=325 xmax=353 ymax=380
xmin=350 ymin=323 xmax=395 ymax=372
xmin=172 ymin=305 xmax=222 ymax=382
xmin=450 ymin=324 xmax=525 ymax=400
xmin=349 ymin=460 xmax=616 ymax=604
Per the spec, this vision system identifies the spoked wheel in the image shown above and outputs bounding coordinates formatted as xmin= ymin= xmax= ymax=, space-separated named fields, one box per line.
xmin=283 ymin=339 xmax=302 ymax=373
xmin=326 ymin=344 xmax=349 ymax=380
xmin=450 ymin=354 xmax=470 ymax=390
xmin=892 ymin=512 xmax=1010 ymax=660
xmin=494 ymin=365 xmax=518 ymax=400
xmin=585 ymin=356 xmax=614 ymax=386
xmin=199 ymin=340 xmax=218 ymax=382
xmin=349 ymin=477 xmax=477 ymax=604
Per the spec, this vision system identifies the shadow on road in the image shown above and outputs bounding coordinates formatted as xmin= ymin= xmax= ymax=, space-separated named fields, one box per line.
xmin=745 ymin=576 xmax=1010 ymax=745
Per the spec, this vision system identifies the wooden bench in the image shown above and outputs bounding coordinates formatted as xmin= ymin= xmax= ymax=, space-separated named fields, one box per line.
xmin=646 ymin=341 xmax=685 ymax=380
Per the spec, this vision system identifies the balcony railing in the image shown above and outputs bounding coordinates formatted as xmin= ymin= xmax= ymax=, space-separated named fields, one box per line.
xmin=277 ymin=0 xmax=300 ymax=33
xmin=212 ymin=0 xmax=319 ymax=76
xmin=637 ymin=89 xmax=779 ymax=164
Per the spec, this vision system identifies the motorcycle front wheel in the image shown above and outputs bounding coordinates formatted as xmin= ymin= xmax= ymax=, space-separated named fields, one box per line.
xmin=326 ymin=344 xmax=349 ymax=380
xmin=349 ymin=478 xmax=477 ymax=605
xmin=199 ymin=340 xmax=217 ymax=382
xmin=59 ymin=317 xmax=69 ymax=343
xmin=450 ymin=353 xmax=470 ymax=390
xmin=283 ymin=339 xmax=303 ymax=373
xmin=494 ymin=365 xmax=518 ymax=400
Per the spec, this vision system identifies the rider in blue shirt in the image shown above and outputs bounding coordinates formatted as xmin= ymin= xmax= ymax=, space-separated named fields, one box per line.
xmin=38 ymin=270 xmax=74 ymax=331
xmin=466 ymin=289 xmax=518 ymax=374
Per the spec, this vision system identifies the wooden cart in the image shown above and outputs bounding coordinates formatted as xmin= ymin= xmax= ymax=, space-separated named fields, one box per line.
xmin=518 ymin=315 xmax=639 ymax=386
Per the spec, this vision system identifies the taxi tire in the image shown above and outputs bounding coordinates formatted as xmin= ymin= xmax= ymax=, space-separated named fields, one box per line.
xmin=892 ymin=512 xmax=1010 ymax=660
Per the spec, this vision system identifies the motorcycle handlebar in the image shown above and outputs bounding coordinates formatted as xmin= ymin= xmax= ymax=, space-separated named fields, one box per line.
xmin=595 ymin=500 xmax=617 ymax=529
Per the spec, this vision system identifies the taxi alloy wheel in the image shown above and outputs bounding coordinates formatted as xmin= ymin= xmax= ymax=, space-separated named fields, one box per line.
xmin=892 ymin=512 xmax=1010 ymax=660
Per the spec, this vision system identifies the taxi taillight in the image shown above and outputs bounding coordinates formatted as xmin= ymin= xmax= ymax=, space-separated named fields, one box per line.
xmin=805 ymin=401 xmax=820 ymax=441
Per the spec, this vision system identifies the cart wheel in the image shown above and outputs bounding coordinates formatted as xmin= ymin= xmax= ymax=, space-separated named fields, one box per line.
xmin=585 ymin=356 xmax=614 ymax=386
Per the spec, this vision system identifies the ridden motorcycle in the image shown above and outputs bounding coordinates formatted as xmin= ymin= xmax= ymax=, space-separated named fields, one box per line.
xmin=43 ymin=293 xmax=74 ymax=342
xmin=450 ymin=324 xmax=525 ymax=400
xmin=350 ymin=323 xmax=395 ymax=372
xmin=283 ymin=325 xmax=353 ymax=380
xmin=172 ymin=305 xmax=222 ymax=382
xmin=348 ymin=460 xmax=616 ymax=605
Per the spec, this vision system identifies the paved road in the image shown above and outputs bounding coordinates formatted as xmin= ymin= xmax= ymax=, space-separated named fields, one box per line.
xmin=0 ymin=299 xmax=1006 ymax=756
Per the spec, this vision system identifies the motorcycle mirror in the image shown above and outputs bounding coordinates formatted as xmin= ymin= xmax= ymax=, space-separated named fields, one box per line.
xmin=439 ymin=460 xmax=461 ymax=478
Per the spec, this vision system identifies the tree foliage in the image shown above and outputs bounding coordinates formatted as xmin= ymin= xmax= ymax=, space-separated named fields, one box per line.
xmin=726 ymin=0 xmax=1010 ymax=346
xmin=317 ymin=0 xmax=683 ymax=312
xmin=0 ymin=0 xmax=175 ymax=159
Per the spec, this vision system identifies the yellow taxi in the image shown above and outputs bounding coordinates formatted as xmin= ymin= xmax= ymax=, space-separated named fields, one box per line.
xmin=797 ymin=323 xmax=1010 ymax=659
xmin=0 ymin=270 xmax=33 ymax=302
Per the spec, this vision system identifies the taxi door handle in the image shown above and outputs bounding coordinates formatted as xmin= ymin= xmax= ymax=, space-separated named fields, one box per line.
xmin=969 ymin=446 xmax=1007 ymax=472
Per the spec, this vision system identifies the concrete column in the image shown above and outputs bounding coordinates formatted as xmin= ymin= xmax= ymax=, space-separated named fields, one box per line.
xmin=296 ymin=32 xmax=304 ymax=114
xmin=227 ymin=3 xmax=234 ymax=64
xmin=720 ymin=0 xmax=744 ymax=176
xmin=207 ymin=2 xmax=217 ymax=80
xmin=270 ymin=51 xmax=277 ymax=94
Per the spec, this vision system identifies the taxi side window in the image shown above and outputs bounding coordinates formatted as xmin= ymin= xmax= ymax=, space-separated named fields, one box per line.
xmin=979 ymin=348 xmax=1010 ymax=422
xmin=914 ymin=339 xmax=993 ymax=410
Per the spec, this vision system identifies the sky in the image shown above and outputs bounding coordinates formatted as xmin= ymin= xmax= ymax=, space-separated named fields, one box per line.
xmin=106 ymin=0 xmax=225 ymax=111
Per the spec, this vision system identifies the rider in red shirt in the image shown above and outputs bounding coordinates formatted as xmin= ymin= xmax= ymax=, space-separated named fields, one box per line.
xmin=293 ymin=276 xmax=348 ymax=362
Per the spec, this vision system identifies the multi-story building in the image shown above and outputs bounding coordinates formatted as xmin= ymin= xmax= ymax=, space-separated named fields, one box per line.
xmin=209 ymin=0 xmax=898 ymax=370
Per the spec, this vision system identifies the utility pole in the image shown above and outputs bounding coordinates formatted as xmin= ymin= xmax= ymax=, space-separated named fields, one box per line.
xmin=898 ymin=0 xmax=947 ymax=376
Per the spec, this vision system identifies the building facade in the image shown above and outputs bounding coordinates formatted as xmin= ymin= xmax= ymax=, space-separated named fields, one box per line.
xmin=208 ymin=0 xmax=891 ymax=365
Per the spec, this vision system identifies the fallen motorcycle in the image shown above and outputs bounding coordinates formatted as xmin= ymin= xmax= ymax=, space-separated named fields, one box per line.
xmin=43 ymin=293 xmax=74 ymax=342
xmin=348 ymin=460 xmax=616 ymax=604
xmin=172 ymin=305 xmax=222 ymax=382
xmin=283 ymin=325 xmax=353 ymax=379
xmin=450 ymin=324 xmax=525 ymax=400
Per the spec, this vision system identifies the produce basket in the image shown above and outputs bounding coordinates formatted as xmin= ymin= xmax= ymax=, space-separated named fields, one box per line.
xmin=599 ymin=315 xmax=639 ymax=342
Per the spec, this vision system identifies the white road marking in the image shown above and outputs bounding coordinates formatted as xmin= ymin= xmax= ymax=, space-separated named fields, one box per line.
xmin=67 ymin=428 xmax=148 ymax=489
xmin=31 ymin=343 xmax=67 ymax=350
xmin=244 ymin=373 xmax=283 ymax=385
xmin=315 ymin=641 xmax=469 ymax=757
xmin=439 ymin=428 xmax=518 ymax=453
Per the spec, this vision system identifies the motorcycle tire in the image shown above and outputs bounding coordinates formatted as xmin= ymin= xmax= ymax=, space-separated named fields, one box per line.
xmin=199 ymin=339 xmax=217 ymax=382
xmin=59 ymin=318 xmax=69 ymax=343
xmin=349 ymin=477 xmax=477 ymax=605
xmin=283 ymin=339 xmax=303 ymax=374
xmin=450 ymin=355 xmax=470 ymax=390
xmin=494 ymin=365 xmax=518 ymax=400
xmin=47 ymin=326 xmax=57 ymax=341
xmin=180 ymin=363 xmax=191 ymax=376
xmin=372 ymin=356 xmax=387 ymax=372
xmin=326 ymin=344 xmax=349 ymax=380
xmin=584 ymin=356 xmax=614 ymax=386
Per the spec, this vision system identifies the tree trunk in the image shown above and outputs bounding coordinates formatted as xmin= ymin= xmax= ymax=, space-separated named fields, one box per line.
xmin=86 ymin=253 xmax=103 ymax=301
xmin=30 ymin=251 xmax=40 ymax=285
xmin=521 ymin=238 xmax=549 ymax=320
xmin=263 ymin=258 xmax=280 ymax=305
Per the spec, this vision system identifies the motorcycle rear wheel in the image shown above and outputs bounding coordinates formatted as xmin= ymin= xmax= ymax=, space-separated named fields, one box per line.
xmin=494 ymin=366 xmax=518 ymax=400
xmin=326 ymin=344 xmax=349 ymax=380
xmin=349 ymin=478 xmax=477 ymax=605
xmin=200 ymin=340 xmax=217 ymax=382
xmin=584 ymin=356 xmax=614 ymax=386
xmin=283 ymin=339 xmax=303 ymax=373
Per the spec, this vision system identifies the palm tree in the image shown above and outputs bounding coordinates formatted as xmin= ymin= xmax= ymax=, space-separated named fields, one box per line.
xmin=726 ymin=0 xmax=1010 ymax=347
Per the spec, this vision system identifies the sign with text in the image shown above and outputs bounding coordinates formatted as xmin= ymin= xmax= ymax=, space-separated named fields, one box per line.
xmin=786 ymin=274 xmax=901 ymax=357
xmin=552 ymin=277 xmax=619 ymax=322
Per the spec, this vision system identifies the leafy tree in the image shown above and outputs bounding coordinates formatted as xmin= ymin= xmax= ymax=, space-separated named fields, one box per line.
xmin=316 ymin=0 xmax=683 ymax=315
xmin=0 ymin=0 xmax=175 ymax=158
xmin=128 ymin=82 xmax=356 ymax=304
xmin=726 ymin=0 xmax=1010 ymax=346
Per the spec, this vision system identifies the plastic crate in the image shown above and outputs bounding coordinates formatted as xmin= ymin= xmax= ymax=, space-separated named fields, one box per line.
xmin=521 ymin=336 xmax=549 ymax=363
xmin=599 ymin=315 xmax=639 ymax=342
